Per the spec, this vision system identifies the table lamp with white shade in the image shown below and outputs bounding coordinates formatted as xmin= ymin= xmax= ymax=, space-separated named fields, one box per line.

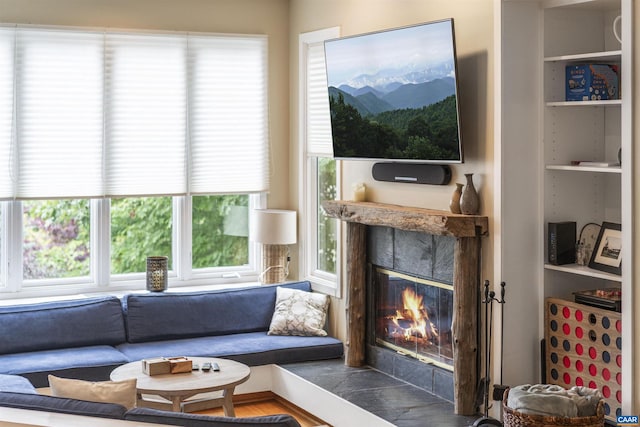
xmin=251 ymin=209 xmax=297 ymax=284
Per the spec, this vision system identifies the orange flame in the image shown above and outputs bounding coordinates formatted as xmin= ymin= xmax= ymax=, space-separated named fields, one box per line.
xmin=390 ymin=287 xmax=438 ymax=341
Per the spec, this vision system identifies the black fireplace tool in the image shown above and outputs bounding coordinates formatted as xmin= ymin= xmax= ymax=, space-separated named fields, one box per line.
xmin=472 ymin=280 xmax=505 ymax=427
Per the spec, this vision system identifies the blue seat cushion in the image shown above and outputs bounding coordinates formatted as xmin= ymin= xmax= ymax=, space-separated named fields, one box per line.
xmin=116 ymin=331 xmax=343 ymax=365
xmin=123 ymin=281 xmax=312 ymax=343
xmin=0 ymin=391 xmax=127 ymax=420
xmin=0 ymin=375 xmax=36 ymax=394
xmin=0 ymin=296 xmax=126 ymax=355
xmin=0 ymin=346 xmax=131 ymax=388
xmin=125 ymin=407 xmax=302 ymax=427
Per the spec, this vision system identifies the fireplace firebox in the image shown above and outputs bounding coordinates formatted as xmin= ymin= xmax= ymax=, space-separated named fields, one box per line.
xmin=373 ymin=268 xmax=454 ymax=370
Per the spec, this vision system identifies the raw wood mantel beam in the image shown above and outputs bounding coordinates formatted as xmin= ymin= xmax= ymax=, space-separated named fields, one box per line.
xmin=322 ymin=200 xmax=488 ymax=238
xmin=323 ymin=200 xmax=488 ymax=416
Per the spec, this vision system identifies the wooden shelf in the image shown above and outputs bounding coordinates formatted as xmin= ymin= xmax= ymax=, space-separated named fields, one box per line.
xmin=544 ymin=263 xmax=622 ymax=282
xmin=542 ymin=0 xmax=621 ymax=11
xmin=546 ymin=165 xmax=621 ymax=173
xmin=544 ymin=49 xmax=621 ymax=62
xmin=546 ymin=100 xmax=622 ymax=107
xmin=322 ymin=200 xmax=488 ymax=238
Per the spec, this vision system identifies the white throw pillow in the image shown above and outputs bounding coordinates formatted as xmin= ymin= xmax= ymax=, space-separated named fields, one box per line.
xmin=48 ymin=375 xmax=137 ymax=410
xmin=268 ymin=286 xmax=330 ymax=336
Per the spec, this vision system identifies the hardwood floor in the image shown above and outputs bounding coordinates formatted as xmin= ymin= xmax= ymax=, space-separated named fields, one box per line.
xmin=194 ymin=392 xmax=329 ymax=427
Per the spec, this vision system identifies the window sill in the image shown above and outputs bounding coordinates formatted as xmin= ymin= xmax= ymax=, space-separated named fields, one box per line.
xmin=0 ymin=279 xmax=261 ymax=305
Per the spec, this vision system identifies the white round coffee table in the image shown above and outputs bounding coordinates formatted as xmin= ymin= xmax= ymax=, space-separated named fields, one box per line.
xmin=110 ymin=357 xmax=250 ymax=416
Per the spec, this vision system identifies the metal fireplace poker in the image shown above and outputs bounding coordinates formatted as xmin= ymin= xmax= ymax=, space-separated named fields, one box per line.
xmin=473 ymin=280 xmax=506 ymax=427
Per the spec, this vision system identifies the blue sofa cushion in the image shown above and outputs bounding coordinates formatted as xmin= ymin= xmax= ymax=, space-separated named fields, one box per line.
xmin=0 ymin=375 xmax=36 ymax=394
xmin=0 ymin=296 xmax=126 ymax=355
xmin=116 ymin=331 xmax=344 ymax=366
xmin=0 ymin=345 xmax=131 ymax=388
xmin=125 ymin=407 xmax=302 ymax=427
xmin=123 ymin=282 xmax=312 ymax=343
xmin=0 ymin=391 xmax=127 ymax=419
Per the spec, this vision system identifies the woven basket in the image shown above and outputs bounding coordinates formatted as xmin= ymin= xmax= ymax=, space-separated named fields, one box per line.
xmin=502 ymin=388 xmax=604 ymax=427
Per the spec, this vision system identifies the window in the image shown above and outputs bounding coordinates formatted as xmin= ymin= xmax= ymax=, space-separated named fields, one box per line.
xmin=192 ymin=195 xmax=249 ymax=269
xmin=316 ymin=158 xmax=337 ymax=274
xmin=110 ymin=197 xmax=173 ymax=275
xmin=12 ymin=194 xmax=256 ymax=292
xmin=299 ymin=28 xmax=341 ymax=296
xmin=0 ymin=25 xmax=268 ymax=294
xmin=23 ymin=200 xmax=91 ymax=281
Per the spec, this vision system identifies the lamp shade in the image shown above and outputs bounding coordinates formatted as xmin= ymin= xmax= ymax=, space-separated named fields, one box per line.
xmin=251 ymin=209 xmax=297 ymax=245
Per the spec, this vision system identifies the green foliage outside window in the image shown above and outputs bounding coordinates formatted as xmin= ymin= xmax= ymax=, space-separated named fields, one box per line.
xmin=110 ymin=197 xmax=173 ymax=274
xmin=23 ymin=199 xmax=91 ymax=279
xmin=192 ymin=195 xmax=249 ymax=269
xmin=23 ymin=195 xmax=250 ymax=280
xmin=317 ymin=158 xmax=337 ymax=274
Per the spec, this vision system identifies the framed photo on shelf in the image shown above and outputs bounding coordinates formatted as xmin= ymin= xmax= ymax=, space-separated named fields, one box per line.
xmin=589 ymin=222 xmax=622 ymax=275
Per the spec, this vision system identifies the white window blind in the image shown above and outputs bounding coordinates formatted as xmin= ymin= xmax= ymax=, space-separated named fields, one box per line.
xmin=0 ymin=26 xmax=269 ymax=200
xmin=305 ymin=36 xmax=335 ymax=157
xmin=189 ymin=35 xmax=269 ymax=194
xmin=105 ymin=33 xmax=187 ymax=197
xmin=0 ymin=27 xmax=14 ymax=199
xmin=16 ymin=28 xmax=104 ymax=199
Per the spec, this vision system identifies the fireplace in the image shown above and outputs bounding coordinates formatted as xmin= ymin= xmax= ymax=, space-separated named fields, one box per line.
xmin=372 ymin=268 xmax=454 ymax=370
xmin=322 ymin=200 xmax=488 ymax=414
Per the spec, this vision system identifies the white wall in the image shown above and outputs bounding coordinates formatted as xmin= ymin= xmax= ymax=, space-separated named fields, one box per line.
xmin=289 ymin=0 xmax=497 ymax=381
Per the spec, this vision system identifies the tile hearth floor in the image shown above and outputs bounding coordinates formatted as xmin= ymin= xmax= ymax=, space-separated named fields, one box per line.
xmin=281 ymin=359 xmax=480 ymax=427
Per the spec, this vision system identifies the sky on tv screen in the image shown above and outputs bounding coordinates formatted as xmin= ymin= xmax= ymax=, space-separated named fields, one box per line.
xmin=324 ymin=20 xmax=455 ymax=92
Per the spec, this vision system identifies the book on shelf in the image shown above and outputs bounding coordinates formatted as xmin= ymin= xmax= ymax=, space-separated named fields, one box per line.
xmin=569 ymin=160 xmax=620 ymax=167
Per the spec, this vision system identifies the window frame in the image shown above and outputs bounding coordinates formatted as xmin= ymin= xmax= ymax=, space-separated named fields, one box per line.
xmin=298 ymin=27 xmax=341 ymax=297
xmin=0 ymin=194 xmax=263 ymax=297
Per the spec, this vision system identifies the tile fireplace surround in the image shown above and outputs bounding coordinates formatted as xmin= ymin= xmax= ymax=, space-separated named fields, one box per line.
xmin=323 ymin=201 xmax=488 ymax=416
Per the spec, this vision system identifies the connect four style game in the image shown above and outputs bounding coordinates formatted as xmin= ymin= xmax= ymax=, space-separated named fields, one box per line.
xmin=545 ymin=298 xmax=622 ymax=423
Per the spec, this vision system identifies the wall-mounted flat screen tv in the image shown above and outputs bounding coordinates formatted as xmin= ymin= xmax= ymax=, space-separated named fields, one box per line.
xmin=324 ymin=19 xmax=463 ymax=164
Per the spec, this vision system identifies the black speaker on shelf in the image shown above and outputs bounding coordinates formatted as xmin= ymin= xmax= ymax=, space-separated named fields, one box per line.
xmin=372 ymin=162 xmax=451 ymax=185
xmin=548 ymin=221 xmax=576 ymax=265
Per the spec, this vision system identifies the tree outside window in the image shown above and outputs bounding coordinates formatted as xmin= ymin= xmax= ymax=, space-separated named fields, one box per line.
xmin=192 ymin=195 xmax=249 ymax=269
xmin=111 ymin=197 xmax=173 ymax=274
xmin=317 ymin=158 xmax=337 ymax=274
xmin=20 ymin=195 xmax=252 ymax=282
xmin=23 ymin=199 xmax=91 ymax=280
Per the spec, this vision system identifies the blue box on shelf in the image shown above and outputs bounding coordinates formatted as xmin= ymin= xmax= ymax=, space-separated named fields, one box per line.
xmin=566 ymin=64 xmax=619 ymax=101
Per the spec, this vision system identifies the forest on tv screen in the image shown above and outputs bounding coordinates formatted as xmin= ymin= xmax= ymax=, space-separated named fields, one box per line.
xmin=329 ymin=92 xmax=460 ymax=161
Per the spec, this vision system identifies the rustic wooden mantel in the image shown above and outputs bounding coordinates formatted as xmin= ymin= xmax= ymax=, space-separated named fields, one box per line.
xmin=323 ymin=200 xmax=488 ymax=416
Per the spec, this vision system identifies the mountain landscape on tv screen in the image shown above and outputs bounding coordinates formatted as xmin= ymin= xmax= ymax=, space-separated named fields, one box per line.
xmin=328 ymin=72 xmax=460 ymax=161
xmin=330 ymin=76 xmax=455 ymax=116
xmin=325 ymin=20 xmax=462 ymax=162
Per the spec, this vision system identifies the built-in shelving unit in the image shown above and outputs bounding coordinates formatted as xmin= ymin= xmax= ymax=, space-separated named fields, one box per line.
xmin=501 ymin=0 xmax=633 ymax=417
xmin=541 ymin=1 xmax=630 ymax=419
xmin=542 ymin=0 xmax=624 ymax=295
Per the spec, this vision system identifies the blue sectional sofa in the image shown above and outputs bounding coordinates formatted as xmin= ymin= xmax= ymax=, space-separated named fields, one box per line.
xmin=0 ymin=375 xmax=301 ymax=426
xmin=0 ymin=281 xmax=343 ymax=388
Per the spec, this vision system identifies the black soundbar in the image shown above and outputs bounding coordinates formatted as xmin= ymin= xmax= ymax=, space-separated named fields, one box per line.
xmin=372 ymin=162 xmax=452 ymax=185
